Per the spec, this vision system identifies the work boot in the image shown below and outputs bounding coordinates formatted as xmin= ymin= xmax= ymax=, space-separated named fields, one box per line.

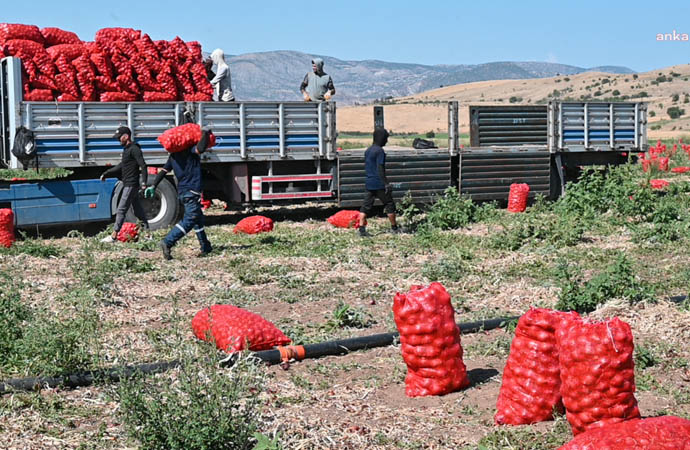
xmin=390 ymin=225 xmax=402 ymax=235
xmin=159 ymin=241 xmax=172 ymax=260
xmin=358 ymin=226 xmax=372 ymax=238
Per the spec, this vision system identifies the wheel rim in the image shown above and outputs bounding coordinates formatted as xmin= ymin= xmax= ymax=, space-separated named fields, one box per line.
xmin=139 ymin=191 xmax=167 ymax=224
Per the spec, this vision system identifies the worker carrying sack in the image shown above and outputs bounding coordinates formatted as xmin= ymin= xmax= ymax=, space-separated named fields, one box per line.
xmin=412 ymin=138 xmax=437 ymax=149
xmin=11 ymin=126 xmax=37 ymax=169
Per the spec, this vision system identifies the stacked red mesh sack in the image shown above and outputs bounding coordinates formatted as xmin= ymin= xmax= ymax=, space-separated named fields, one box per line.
xmin=0 ymin=23 xmax=213 ymax=102
xmin=507 ymin=183 xmax=529 ymax=212
xmin=495 ymin=308 xmax=580 ymax=425
xmin=327 ymin=210 xmax=360 ymax=228
xmin=0 ymin=208 xmax=15 ymax=248
xmin=192 ymin=304 xmax=291 ymax=352
xmin=558 ymin=415 xmax=690 ymax=449
xmin=393 ymin=282 xmax=470 ymax=397
xmin=233 ymin=216 xmax=274 ymax=234
xmin=557 ymin=317 xmax=640 ymax=435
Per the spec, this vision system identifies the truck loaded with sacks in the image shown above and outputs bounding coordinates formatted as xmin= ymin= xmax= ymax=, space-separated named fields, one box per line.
xmin=0 ymin=23 xmax=649 ymax=229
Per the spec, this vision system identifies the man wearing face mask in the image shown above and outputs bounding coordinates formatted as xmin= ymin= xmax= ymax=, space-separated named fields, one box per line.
xmin=210 ymin=48 xmax=235 ymax=102
xmin=99 ymin=126 xmax=149 ymax=243
xmin=358 ymin=128 xmax=400 ymax=237
xmin=300 ymin=57 xmax=335 ymax=102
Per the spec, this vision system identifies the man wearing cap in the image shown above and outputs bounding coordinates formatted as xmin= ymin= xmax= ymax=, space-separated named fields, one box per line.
xmin=357 ymin=128 xmax=400 ymax=237
xmin=146 ymin=129 xmax=213 ymax=260
xmin=300 ymin=58 xmax=335 ymax=102
xmin=99 ymin=126 xmax=149 ymax=243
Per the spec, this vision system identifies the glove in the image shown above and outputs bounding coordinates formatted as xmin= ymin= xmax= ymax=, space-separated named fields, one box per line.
xmin=144 ymin=187 xmax=156 ymax=199
xmin=303 ymin=92 xmax=311 ymax=102
xmin=324 ymin=92 xmax=332 ymax=101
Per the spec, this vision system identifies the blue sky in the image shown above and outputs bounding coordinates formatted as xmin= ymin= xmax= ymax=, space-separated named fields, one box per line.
xmin=3 ymin=0 xmax=689 ymax=72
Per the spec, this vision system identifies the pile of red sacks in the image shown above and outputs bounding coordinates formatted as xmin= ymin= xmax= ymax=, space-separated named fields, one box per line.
xmin=192 ymin=304 xmax=291 ymax=352
xmin=495 ymin=309 xmax=641 ymax=436
xmin=0 ymin=23 xmax=213 ymax=102
xmin=0 ymin=208 xmax=15 ymax=248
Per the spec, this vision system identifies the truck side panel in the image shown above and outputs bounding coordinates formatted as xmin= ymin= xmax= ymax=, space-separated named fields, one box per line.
xmin=0 ymin=179 xmax=116 ymax=226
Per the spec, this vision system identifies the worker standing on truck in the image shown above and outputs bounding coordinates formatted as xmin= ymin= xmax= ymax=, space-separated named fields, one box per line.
xmin=358 ymin=128 xmax=400 ymax=237
xmin=209 ymin=49 xmax=234 ymax=102
xmin=146 ymin=129 xmax=213 ymax=260
xmin=300 ymin=58 xmax=335 ymax=102
xmin=100 ymin=126 xmax=149 ymax=243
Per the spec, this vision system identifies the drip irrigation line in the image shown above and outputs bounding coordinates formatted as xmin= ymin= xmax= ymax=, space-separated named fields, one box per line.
xmin=0 ymin=316 xmax=518 ymax=395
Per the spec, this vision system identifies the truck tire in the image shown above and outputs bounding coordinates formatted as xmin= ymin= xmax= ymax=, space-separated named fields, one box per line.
xmin=123 ymin=176 xmax=179 ymax=230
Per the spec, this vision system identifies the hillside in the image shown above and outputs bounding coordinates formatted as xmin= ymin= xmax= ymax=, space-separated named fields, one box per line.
xmin=219 ymin=50 xmax=632 ymax=104
xmin=337 ymin=64 xmax=690 ymax=140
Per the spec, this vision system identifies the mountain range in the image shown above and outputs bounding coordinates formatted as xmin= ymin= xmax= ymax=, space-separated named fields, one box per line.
xmin=215 ymin=50 xmax=634 ymax=105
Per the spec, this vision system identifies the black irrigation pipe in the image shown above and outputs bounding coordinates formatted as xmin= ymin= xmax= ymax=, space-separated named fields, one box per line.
xmin=0 ymin=316 xmax=519 ymax=395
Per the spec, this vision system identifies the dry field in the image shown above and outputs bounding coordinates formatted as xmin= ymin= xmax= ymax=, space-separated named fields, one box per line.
xmin=337 ymin=64 xmax=690 ymax=141
xmin=1 ymin=158 xmax=690 ymax=449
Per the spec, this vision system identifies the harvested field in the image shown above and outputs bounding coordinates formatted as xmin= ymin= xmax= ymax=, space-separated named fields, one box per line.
xmin=1 ymin=152 xmax=690 ymax=449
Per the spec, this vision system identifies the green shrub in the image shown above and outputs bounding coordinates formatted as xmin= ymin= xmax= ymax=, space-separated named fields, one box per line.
xmin=555 ymin=255 xmax=654 ymax=313
xmin=0 ymin=274 xmax=31 ymax=371
xmin=425 ymin=187 xmax=477 ymax=229
xmin=0 ymin=235 xmax=65 ymax=258
xmin=118 ymin=348 xmax=265 ymax=450
xmin=668 ymin=106 xmax=685 ymax=119
xmin=425 ymin=130 xmax=435 ymax=138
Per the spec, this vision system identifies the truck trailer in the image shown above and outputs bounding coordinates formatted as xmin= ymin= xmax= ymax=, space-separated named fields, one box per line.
xmin=0 ymin=56 xmax=648 ymax=229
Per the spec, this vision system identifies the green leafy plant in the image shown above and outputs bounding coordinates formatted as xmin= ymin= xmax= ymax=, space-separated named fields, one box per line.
xmin=555 ymin=255 xmax=655 ymax=313
xmin=328 ymin=301 xmax=375 ymax=329
xmin=425 ymin=187 xmax=477 ymax=230
xmin=118 ymin=348 xmax=266 ymax=450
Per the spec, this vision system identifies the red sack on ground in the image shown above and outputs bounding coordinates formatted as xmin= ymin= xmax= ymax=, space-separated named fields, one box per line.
xmin=191 ymin=304 xmax=291 ymax=352
xmin=99 ymin=91 xmax=137 ymax=102
xmin=556 ymin=317 xmax=640 ymax=435
xmin=558 ymin=415 xmax=690 ymax=450
xmin=671 ymin=166 xmax=690 ymax=173
xmin=0 ymin=209 xmax=16 ymax=248
xmin=157 ymin=123 xmax=203 ymax=153
xmin=233 ymin=215 xmax=274 ymax=234
xmin=0 ymin=24 xmax=44 ymax=44
xmin=3 ymin=39 xmax=46 ymax=58
xmin=40 ymin=27 xmax=80 ymax=46
xmin=393 ymin=282 xmax=470 ymax=397
xmin=657 ymin=157 xmax=669 ymax=172
xmin=200 ymin=193 xmax=211 ymax=210
xmin=650 ymin=179 xmax=669 ymax=190
xmin=507 ymin=183 xmax=530 ymax=213
xmin=495 ymin=308 xmax=581 ymax=425
xmin=327 ymin=210 xmax=360 ymax=229
xmin=116 ymin=222 xmax=139 ymax=242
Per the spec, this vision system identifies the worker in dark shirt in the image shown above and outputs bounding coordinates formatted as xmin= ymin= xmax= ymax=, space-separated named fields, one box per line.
xmin=358 ymin=128 xmax=400 ymax=237
xmin=100 ymin=126 xmax=149 ymax=243
xmin=146 ymin=129 xmax=213 ymax=260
